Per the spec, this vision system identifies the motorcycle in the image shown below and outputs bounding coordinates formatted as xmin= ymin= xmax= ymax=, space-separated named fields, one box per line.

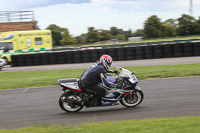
xmin=57 ymin=67 xmax=144 ymax=112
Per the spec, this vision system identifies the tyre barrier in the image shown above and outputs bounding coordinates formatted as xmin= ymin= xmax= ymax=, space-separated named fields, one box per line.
xmin=193 ymin=42 xmax=200 ymax=56
xmin=163 ymin=44 xmax=173 ymax=58
xmin=91 ymin=49 xmax=99 ymax=62
xmin=82 ymin=50 xmax=91 ymax=63
xmin=144 ymin=45 xmax=153 ymax=59
xmin=153 ymin=44 xmax=164 ymax=58
xmin=117 ymin=47 xmax=126 ymax=61
xmin=107 ymin=48 xmax=117 ymax=61
xmin=11 ymin=42 xmax=200 ymax=67
xmin=135 ymin=46 xmax=145 ymax=60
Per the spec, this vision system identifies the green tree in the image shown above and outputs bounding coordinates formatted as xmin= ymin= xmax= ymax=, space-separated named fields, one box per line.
xmin=86 ymin=27 xmax=101 ymax=43
xmin=192 ymin=17 xmax=200 ymax=34
xmin=46 ymin=24 xmax=64 ymax=46
xmin=164 ymin=19 xmax=178 ymax=28
xmin=144 ymin=15 xmax=162 ymax=38
xmin=123 ymin=29 xmax=132 ymax=40
xmin=99 ymin=29 xmax=112 ymax=41
xmin=160 ymin=24 xmax=176 ymax=37
xmin=144 ymin=15 xmax=177 ymax=38
xmin=110 ymin=27 xmax=123 ymax=36
xmin=60 ymin=28 xmax=76 ymax=45
xmin=75 ymin=36 xmax=85 ymax=44
xmin=132 ymin=29 xmax=144 ymax=37
xmin=177 ymin=14 xmax=196 ymax=36
xmin=113 ymin=34 xmax=126 ymax=41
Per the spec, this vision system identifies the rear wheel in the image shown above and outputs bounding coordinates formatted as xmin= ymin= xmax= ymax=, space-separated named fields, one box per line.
xmin=59 ymin=93 xmax=84 ymax=113
xmin=120 ymin=89 xmax=144 ymax=107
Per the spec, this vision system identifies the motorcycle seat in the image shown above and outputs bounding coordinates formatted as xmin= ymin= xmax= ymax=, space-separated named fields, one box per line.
xmin=58 ymin=78 xmax=77 ymax=83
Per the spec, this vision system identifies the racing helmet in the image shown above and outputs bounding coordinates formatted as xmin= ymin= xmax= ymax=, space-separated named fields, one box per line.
xmin=100 ymin=55 xmax=113 ymax=71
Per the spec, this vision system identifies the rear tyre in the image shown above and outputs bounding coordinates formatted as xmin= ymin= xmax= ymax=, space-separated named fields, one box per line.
xmin=59 ymin=93 xmax=84 ymax=113
xmin=120 ymin=89 xmax=144 ymax=107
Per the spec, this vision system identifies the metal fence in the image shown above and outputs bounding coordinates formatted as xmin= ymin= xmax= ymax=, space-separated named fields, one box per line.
xmin=0 ymin=11 xmax=34 ymax=22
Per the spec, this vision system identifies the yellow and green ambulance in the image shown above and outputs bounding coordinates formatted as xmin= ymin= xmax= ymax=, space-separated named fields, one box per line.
xmin=0 ymin=30 xmax=53 ymax=63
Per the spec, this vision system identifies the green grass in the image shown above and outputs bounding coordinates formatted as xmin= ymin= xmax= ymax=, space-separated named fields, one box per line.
xmin=1 ymin=63 xmax=200 ymax=90
xmin=0 ymin=116 xmax=200 ymax=133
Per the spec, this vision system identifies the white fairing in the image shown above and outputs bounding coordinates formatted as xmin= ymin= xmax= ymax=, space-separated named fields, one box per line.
xmin=117 ymin=67 xmax=138 ymax=84
xmin=135 ymin=86 xmax=142 ymax=90
xmin=128 ymin=75 xmax=138 ymax=84
xmin=60 ymin=82 xmax=79 ymax=89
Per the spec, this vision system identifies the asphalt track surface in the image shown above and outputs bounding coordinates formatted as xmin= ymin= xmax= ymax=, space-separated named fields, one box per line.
xmin=0 ymin=77 xmax=200 ymax=129
xmin=1 ymin=57 xmax=200 ymax=129
xmin=1 ymin=56 xmax=200 ymax=72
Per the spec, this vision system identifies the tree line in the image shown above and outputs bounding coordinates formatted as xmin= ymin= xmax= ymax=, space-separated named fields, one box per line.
xmin=46 ymin=14 xmax=200 ymax=46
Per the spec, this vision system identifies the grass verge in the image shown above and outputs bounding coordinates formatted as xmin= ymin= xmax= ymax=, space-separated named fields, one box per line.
xmin=1 ymin=63 xmax=200 ymax=90
xmin=0 ymin=116 xmax=200 ymax=133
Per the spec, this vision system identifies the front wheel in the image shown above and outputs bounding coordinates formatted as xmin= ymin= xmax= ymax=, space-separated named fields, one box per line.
xmin=59 ymin=93 xmax=84 ymax=113
xmin=120 ymin=89 xmax=144 ymax=107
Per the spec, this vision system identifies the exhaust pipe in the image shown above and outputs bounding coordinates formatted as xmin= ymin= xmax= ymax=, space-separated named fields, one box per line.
xmin=62 ymin=97 xmax=83 ymax=106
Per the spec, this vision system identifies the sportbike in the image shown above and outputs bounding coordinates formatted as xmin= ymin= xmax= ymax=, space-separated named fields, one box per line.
xmin=57 ymin=67 xmax=144 ymax=112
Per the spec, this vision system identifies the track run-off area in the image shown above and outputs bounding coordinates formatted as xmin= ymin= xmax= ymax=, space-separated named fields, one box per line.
xmin=0 ymin=56 xmax=200 ymax=129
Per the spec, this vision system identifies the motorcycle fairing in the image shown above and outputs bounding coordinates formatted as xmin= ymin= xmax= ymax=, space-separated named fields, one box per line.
xmin=106 ymin=74 xmax=117 ymax=83
xmin=58 ymin=78 xmax=81 ymax=91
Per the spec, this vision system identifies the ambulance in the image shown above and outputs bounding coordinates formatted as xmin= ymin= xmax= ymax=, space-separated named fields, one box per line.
xmin=0 ymin=30 xmax=53 ymax=63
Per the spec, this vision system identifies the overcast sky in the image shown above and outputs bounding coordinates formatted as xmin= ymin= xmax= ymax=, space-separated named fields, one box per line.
xmin=0 ymin=0 xmax=200 ymax=36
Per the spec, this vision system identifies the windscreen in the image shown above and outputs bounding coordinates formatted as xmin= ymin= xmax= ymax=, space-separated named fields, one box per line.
xmin=119 ymin=68 xmax=132 ymax=77
xmin=0 ymin=42 xmax=13 ymax=52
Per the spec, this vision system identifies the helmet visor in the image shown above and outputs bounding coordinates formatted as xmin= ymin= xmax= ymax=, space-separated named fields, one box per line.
xmin=107 ymin=62 xmax=112 ymax=67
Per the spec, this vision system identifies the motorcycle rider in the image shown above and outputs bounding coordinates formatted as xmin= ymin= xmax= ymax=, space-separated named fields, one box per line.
xmin=79 ymin=55 xmax=119 ymax=106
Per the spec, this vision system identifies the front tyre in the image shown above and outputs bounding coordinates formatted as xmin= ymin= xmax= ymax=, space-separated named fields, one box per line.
xmin=59 ymin=93 xmax=84 ymax=113
xmin=120 ymin=89 xmax=144 ymax=107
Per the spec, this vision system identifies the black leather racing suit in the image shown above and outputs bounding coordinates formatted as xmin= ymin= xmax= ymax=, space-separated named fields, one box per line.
xmin=79 ymin=62 xmax=117 ymax=99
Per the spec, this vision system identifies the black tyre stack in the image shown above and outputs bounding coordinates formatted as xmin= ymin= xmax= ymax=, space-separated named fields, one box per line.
xmin=193 ymin=42 xmax=200 ymax=56
xmin=11 ymin=54 xmax=18 ymax=67
xmin=116 ymin=47 xmax=126 ymax=61
xmin=33 ymin=53 xmax=42 ymax=65
xmin=108 ymin=48 xmax=117 ymax=61
xmin=25 ymin=53 xmax=34 ymax=66
xmin=91 ymin=49 xmax=99 ymax=62
xmin=65 ymin=51 xmax=74 ymax=63
xmin=74 ymin=50 xmax=82 ymax=63
xmin=173 ymin=43 xmax=184 ymax=57
xmin=41 ymin=52 xmax=49 ymax=65
xmin=18 ymin=54 xmax=26 ymax=66
xmin=10 ymin=42 xmax=200 ymax=67
xmin=153 ymin=44 xmax=163 ymax=58
xmin=58 ymin=52 xmax=66 ymax=64
xmin=163 ymin=44 xmax=173 ymax=58
xmin=183 ymin=42 xmax=193 ymax=57
xmin=144 ymin=45 xmax=154 ymax=59
xmin=135 ymin=46 xmax=145 ymax=60
xmin=99 ymin=48 xmax=108 ymax=56
xmin=82 ymin=50 xmax=91 ymax=63
xmin=126 ymin=47 xmax=136 ymax=60
xmin=49 ymin=52 xmax=58 ymax=65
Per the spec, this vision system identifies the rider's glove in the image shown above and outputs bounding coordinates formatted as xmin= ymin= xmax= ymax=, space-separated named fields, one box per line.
xmin=113 ymin=70 xmax=119 ymax=74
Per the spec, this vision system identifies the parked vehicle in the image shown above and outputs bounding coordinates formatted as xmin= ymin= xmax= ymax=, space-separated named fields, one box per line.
xmin=0 ymin=30 xmax=52 ymax=63
xmin=0 ymin=58 xmax=6 ymax=70
xmin=58 ymin=67 xmax=144 ymax=112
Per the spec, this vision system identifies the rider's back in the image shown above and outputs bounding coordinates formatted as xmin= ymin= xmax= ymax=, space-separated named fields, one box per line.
xmin=80 ymin=62 xmax=106 ymax=88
